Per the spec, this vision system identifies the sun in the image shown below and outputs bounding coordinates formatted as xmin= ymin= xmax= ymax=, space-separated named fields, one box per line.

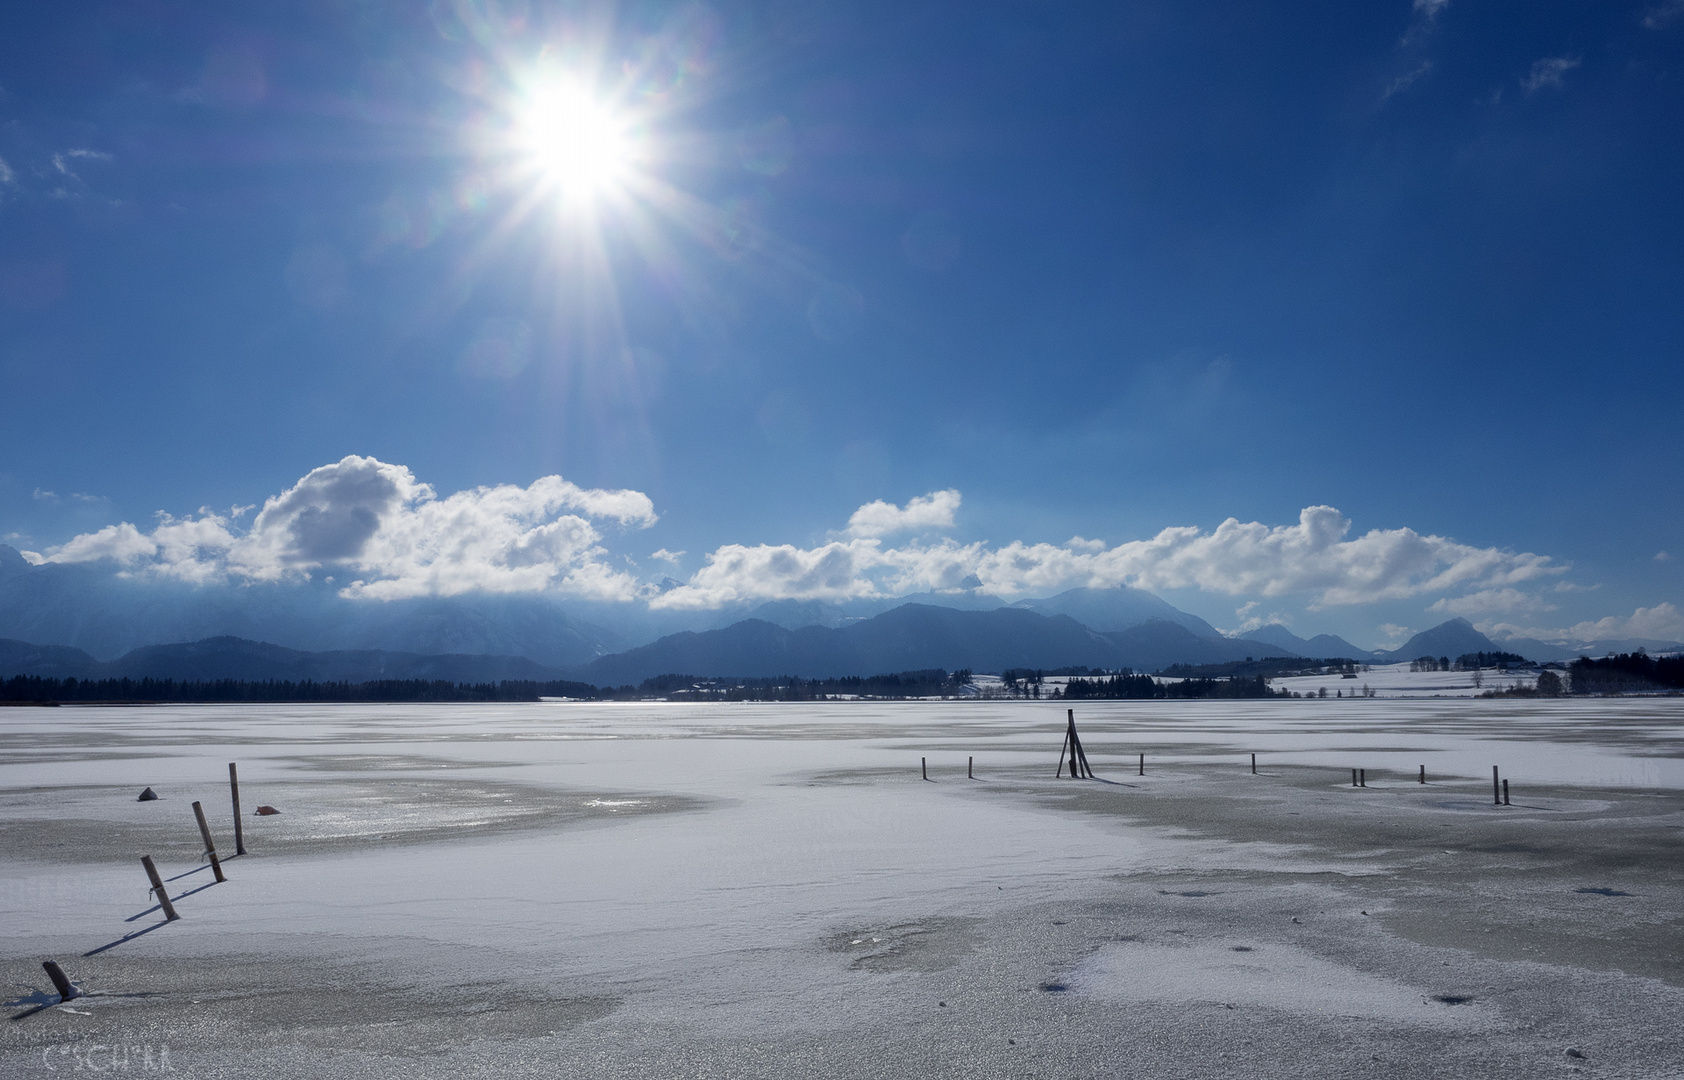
xmin=512 ymin=80 xmax=638 ymax=203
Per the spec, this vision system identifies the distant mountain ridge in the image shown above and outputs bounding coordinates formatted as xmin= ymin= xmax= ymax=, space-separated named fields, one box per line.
xmin=1236 ymin=624 xmax=1371 ymax=659
xmin=1011 ymin=587 xmax=1227 ymax=638
xmin=575 ymin=605 xmax=1122 ymax=684
xmin=574 ymin=606 xmax=1293 ymax=685
xmin=8 ymin=543 xmax=1669 ymax=680
xmin=0 ymin=545 xmax=623 ymax=666
xmin=0 ymin=635 xmax=562 ymax=684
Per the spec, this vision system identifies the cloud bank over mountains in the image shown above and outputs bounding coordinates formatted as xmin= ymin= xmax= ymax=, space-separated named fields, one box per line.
xmin=18 ymin=456 xmax=1667 ymax=644
xmin=652 ymin=503 xmax=1563 ymax=611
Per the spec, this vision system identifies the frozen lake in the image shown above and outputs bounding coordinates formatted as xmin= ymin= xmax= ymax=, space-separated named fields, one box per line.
xmin=3 ymin=698 xmax=1682 ymax=1078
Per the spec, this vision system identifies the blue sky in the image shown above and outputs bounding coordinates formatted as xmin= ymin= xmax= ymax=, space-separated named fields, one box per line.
xmin=1 ymin=0 xmax=1680 ymax=649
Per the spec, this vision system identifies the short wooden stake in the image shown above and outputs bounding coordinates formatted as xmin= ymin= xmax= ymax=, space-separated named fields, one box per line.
xmin=1352 ymin=768 xmax=1358 ymax=787
xmin=191 ymin=800 xmax=226 ymax=883
xmin=1419 ymin=765 xmax=1426 ymax=784
xmin=1503 ymin=778 xmax=1510 ymax=806
xmin=1359 ymin=768 xmax=1366 ymax=788
xmin=1251 ymin=753 xmax=1256 ymax=775
xmin=229 ymin=762 xmax=245 ymax=856
xmin=922 ymin=757 xmax=928 ymax=781
xmin=968 ymin=756 xmax=974 ymax=779
xmin=141 ymin=856 xmax=179 ymax=921
xmin=1138 ymin=752 xmax=1144 ymax=777
xmin=1493 ymin=766 xmax=1501 ymax=806
xmin=42 ymin=960 xmax=80 ymax=1002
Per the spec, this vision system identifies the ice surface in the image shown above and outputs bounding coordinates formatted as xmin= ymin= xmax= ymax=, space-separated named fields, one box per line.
xmin=2 ymin=698 xmax=1681 ymax=1077
xmin=1073 ymin=939 xmax=1483 ymax=1024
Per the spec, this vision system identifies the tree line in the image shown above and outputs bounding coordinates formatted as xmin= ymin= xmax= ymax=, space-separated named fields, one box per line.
xmin=636 ymin=669 xmax=974 ymax=701
xmin=1567 ymin=652 xmax=1684 ymax=694
xmin=1061 ymin=674 xmax=1287 ymax=699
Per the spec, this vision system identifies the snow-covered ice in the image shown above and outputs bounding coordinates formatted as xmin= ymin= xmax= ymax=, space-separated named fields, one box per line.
xmin=2 ymin=698 xmax=1681 ymax=1078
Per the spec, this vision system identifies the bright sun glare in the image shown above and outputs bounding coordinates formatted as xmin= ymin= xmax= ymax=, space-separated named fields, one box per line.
xmin=514 ymin=81 xmax=636 ymax=202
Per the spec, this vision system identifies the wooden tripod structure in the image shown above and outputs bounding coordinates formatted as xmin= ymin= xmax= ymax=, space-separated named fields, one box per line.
xmin=1056 ymin=708 xmax=1095 ymax=779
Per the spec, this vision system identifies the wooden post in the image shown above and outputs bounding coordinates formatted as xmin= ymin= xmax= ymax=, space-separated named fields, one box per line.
xmin=229 ymin=762 xmax=245 ymax=856
xmin=1359 ymin=768 xmax=1366 ymax=788
xmin=42 ymin=961 xmax=80 ymax=1002
xmin=1503 ymin=779 xmax=1510 ymax=806
xmin=1352 ymin=768 xmax=1358 ymax=787
xmin=1419 ymin=765 xmax=1426 ymax=784
xmin=1055 ymin=729 xmax=1070 ymax=777
xmin=1493 ymin=766 xmax=1501 ymax=806
xmin=140 ymin=856 xmax=179 ymax=921
xmin=968 ymin=756 xmax=974 ymax=779
xmin=1065 ymin=709 xmax=1094 ymax=779
xmin=1251 ymin=753 xmax=1256 ymax=775
xmin=1138 ymin=752 xmax=1144 ymax=777
xmin=191 ymin=801 xmax=226 ymax=883
xmin=922 ymin=757 xmax=928 ymax=781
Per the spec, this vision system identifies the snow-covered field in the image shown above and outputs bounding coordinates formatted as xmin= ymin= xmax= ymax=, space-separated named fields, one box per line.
xmin=2 ymin=699 xmax=1682 ymax=1078
xmin=1270 ymin=661 xmax=1545 ymax=698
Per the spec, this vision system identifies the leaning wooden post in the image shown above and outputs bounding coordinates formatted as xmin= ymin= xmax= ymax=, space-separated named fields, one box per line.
xmin=42 ymin=961 xmax=80 ymax=1002
xmin=1492 ymin=766 xmax=1501 ymax=806
xmin=1055 ymin=728 xmax=1071 ymax=777
xmin=191 ymin=801 xmax=226 ymax=883
xmin=1066 ymin=710 xmax=1094 ymax=779
xmin=229 ymin=762 xmax=245 ymax=856
xmin=140 ymin=856 xmax=179 ymax=921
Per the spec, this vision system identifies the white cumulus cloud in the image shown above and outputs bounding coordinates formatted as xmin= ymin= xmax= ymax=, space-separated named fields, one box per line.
xmin=845 ymin=489 xmax=961 ymax=538
xmin=25 ymin=456 xmax=657 ymax=601
xmin=1567 ymin=603 xmax=1684 ymax=642
xmin=654 ymin=504 xmax=1564 ymax=611
xmin=24 ymin=475 xmax=1597 ymax=625
xmin=1489 ymin=604 xmax=1684 ymax=645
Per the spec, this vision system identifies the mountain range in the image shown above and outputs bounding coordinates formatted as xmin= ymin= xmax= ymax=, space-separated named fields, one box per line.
xmin=0 ymin=606 xmax=1296 ymax=686
xmin=1232 ymin=623 xmax=1369 ymax=661
xmin=0 ymin=635 xmax=562 ymax=684
xmin=2 ymin=543 xmax=1677 ymax=685
xmin=0 ymin=544 xmax=623 ymax=667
